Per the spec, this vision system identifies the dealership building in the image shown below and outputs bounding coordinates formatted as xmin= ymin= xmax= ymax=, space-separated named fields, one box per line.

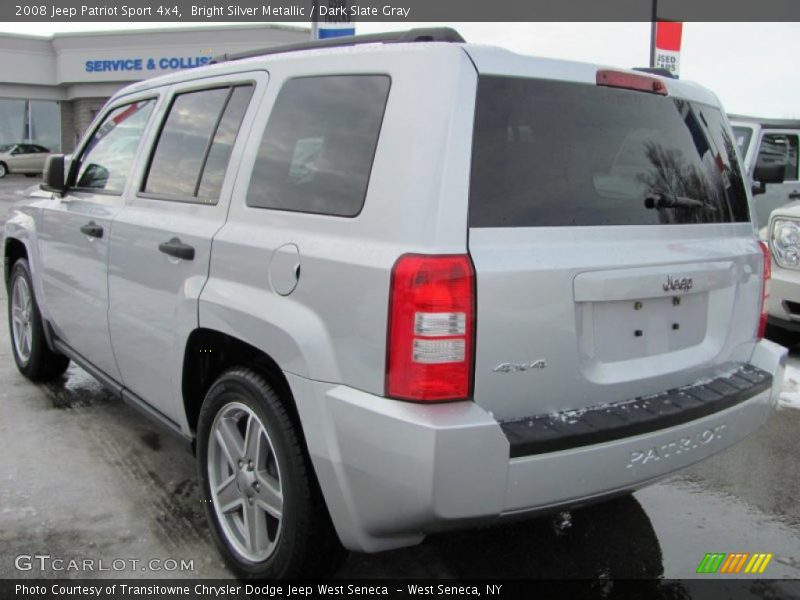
xmin=0 ymin=25 xmax=308 ymax=153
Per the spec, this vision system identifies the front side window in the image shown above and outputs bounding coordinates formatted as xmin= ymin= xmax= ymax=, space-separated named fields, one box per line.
xmin=247 ymin=75 xmax=390 ymax=217
xmin=143 ymin=85 xmax=253 ymax=202
xmin=75 ymin=99 xmax=155 ymax=193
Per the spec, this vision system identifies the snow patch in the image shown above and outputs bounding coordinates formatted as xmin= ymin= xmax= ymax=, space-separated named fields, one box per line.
xmin=779 ymin=365 xmax=800 ymax=410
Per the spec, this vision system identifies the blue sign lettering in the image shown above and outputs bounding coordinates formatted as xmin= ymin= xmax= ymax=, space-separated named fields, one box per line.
xmin=85 ymin=56 xmax=211 ymax=73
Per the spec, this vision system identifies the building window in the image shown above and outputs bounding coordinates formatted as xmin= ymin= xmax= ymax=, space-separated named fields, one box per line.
xmin=29 ymin=101 xmax=61 ymax=152
xmin=0 ymin=99 xmax=26 ymax=146
xmin=0 ymin=98 xmax=61 ymax=152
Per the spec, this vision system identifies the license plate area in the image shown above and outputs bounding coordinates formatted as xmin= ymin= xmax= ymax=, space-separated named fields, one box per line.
xmin=591 ymin=293 xmax=708 ymax=362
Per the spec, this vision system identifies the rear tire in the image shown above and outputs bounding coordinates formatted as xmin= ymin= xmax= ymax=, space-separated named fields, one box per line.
xmin=197 ymin=367 xmax=345 ymax=578
xmin=7 ymin=259 xmax=70 ymax=380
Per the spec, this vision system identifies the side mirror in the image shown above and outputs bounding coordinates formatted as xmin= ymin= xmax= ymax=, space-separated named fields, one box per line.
xmin=40 ymin=154 xmax=66 ymax=195
xmin=752 ymin=134 xmax=790 ymax=195
xmin=753 ymin=162 xmax=786 ymax=186
xmin=751 ymin=163 xmax=785 ymax=196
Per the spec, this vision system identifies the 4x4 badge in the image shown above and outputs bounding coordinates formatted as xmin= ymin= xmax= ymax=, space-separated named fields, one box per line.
xmin=493 ymin=360 xmax=547 ymax=373
xmin=663 ymin=275 xmax=693 ymax=293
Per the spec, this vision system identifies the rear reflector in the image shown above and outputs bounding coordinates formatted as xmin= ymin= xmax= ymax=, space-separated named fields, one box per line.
xmin=386 ymin=254 xmax=475 ymax=402
xmin=596 ymin=69 xmax=668 ymax=95
xmin=758 ymin=241 xmax=771 ymax=340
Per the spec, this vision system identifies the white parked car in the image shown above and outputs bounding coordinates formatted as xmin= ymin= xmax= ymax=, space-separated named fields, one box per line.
xmin=766 ymin=204 xmax=800 ymax=345
xmin=730 ymin=115 xmax=798 ymax=234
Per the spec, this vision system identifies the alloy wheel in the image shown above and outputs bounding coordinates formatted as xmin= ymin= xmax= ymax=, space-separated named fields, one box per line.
xmin=208 ymin=401 xmax=283 ymax=562
xmin=10 ymin=275 xmax=33 ymax=364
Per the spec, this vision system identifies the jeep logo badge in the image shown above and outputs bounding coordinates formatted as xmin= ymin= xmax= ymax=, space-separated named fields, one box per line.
xmin=663 ymin=275 xmax=693 ymax=293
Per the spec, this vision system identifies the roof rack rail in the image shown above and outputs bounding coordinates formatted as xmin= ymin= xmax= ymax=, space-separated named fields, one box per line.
xmin=211 ymin=27 xmax=465 ymax=64
xmin=632 ymin=67 xmax=676 ymax=79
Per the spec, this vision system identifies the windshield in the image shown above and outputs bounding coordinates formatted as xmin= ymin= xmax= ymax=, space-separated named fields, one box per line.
xmin=469 ymin=77 xmax=750 ymax=227
xmin=0 ymin=144 xmax=15 ymax=153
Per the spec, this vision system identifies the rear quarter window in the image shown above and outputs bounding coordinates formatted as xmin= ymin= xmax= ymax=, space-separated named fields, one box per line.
xmin=469 ymin=77 xmax=750 ymax=227
xmin=246 ymin=75 xmax=390 ymax=217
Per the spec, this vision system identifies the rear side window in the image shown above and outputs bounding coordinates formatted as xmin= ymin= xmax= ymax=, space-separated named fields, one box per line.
xmin=247 ymin=75 xmax=390 ymax=217
xmin=143 ymin=84 xmax=253 ymax=202
xmin=469 ymin=77 xmax=750 ymax=227
xmin=74 ymin=99 xmax=155 ymax=193
xmin=197 ymin=86 xmax=253 ymax=199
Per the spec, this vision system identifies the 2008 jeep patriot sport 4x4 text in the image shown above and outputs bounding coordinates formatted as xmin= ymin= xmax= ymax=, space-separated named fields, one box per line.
xmin=3 ymin=29 xmax=787 ymax=578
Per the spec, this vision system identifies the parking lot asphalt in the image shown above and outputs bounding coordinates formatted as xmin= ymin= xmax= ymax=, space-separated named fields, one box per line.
xmin=1 ymin=175 xmax=799 ymax=591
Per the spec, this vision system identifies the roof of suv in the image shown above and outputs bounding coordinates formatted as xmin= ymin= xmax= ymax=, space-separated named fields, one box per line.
xmin=111 ymin=27 xmax=721 ymax=109
xmin=729 ymin=114 xmax=800 ymax=130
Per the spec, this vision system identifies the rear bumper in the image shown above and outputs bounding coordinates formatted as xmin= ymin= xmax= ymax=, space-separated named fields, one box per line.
xmin=288 ymin=340 xmax=786 ymax=553
xmin=500 ymin=364 xmax=771 ymax=457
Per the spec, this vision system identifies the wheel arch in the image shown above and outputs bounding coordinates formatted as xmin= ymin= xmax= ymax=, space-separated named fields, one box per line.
xmin=4 ymin=237 xmax=28 ymax=287
xmin=182 ymin=328 xmax=299 ymax=439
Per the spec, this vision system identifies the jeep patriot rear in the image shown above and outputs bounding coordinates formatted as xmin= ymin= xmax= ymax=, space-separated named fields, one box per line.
xmin=4 ymin=29 xmax=786 ymax=578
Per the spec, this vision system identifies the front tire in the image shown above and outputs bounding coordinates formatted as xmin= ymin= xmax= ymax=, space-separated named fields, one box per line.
xmin=197 ymin=367 xmax=344 ymax=578
xmin=0 ymin=162 xmax=7 ymax=178
xmin=7 ymin=259 xmax=70 ymax=380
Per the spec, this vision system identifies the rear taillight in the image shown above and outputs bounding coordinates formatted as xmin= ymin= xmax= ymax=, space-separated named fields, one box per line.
xmin=386 ymin=254 xmax=475 ymax=402
xmin=596 ymin=69 xmax=668 ymax=95
xmin=758 ymin=241 xmax=771 ymax=340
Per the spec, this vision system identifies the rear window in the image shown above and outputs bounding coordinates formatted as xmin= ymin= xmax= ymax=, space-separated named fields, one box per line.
xmin=469 ymin=77 xmax=750 ymax=227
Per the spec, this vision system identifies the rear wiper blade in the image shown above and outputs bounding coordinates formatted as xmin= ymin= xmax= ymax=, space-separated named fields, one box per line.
xmin=644 ymin=193 xmax=717 ymax=211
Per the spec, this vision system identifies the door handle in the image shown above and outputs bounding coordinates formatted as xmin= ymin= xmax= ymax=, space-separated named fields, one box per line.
xmin=158 ymin=237 xmax=195 ymax=261
xmin=80 ymin=221 xmax=103 ymax=238
xmin=789 ymin=190 xmax=800 ymax=200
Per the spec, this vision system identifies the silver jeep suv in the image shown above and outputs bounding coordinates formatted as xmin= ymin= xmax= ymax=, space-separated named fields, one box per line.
xmin=3 ymin=29 xmax=787 ymax=578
